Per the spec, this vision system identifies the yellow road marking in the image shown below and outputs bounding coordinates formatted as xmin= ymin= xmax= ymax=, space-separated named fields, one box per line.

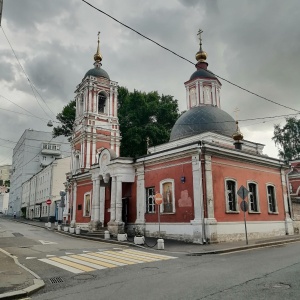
xmin=88 ymin=252 xmax=137 ymax=265
xmin=105 ymin=250 xmax=157 ymax=262
xmin=50 ymin=257 xmax=95 ymax=272
xmin=70 ymin=254 xmax=118 ymax=268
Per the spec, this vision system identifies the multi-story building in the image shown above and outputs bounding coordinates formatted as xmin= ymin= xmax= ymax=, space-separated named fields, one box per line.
xmin=0 ymin=164 xmax=11 ymax=186
xmin=21 ymin=157 xmax=71 ymax=222
xmin=9 ymin=129 xmax=70 ymax=216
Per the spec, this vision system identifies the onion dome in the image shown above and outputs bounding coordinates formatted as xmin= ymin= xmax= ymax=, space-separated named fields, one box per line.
xmin=170 ymin=106 xmax=236 ymax=141
xmin=232 ymin=121 xmax=244 ymax=141
xmin=190 ymin=29 xmax=217 ymax=81
xmin=84 ymin=32 xmax=110 ymax=80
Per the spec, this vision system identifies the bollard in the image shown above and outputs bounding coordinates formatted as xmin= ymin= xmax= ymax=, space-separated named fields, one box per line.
xmin=75 ymin=227 xmax=81 ymax=235
xmin=157 ymin=238 xmax=164 ymax=250
xmin=134 ymin=236 xmax=145 ymax=245
xmin=57 ymin=225 xmax=62 ymax=231
xmin=117 ymin=233 xmax=127 ymax=241
xmin=104 ymin=230 xmax=110 ymax=239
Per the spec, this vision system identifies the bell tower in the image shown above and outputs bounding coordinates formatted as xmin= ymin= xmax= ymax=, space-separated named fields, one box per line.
xmin=71 ymin=33 xmax=120 ymax=174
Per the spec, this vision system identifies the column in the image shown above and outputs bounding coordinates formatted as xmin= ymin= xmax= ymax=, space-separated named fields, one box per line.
xmin=94 ymin=177 xmax=101 ymax=223
xmin=99 ymin=186 xmax=105 ymax=226
xmin=110 ymin=176 xmax=116 ymax=222
xmin=136 ymin=166 xmax=145 ymax=224
xmin=205 ymin=155 xmax=214 ymax=219
xmin=115 ymin=177 xmax=123 ymax=223
xmin=186 ymin=86 xmax=189 ymax=109
xmin=199 ymin=82 xmax=203 ymax=105
xmin=195 ymin=82 xmax=199 ymax=106
xmin=71 ymin=182 xmax=77 ymax=225
xmin=86 ymin=137 xmax=90 ymax=169
xmin=91 ymin=178 xmax=96 ymax=221
xmin=281 ymin=168 xmax=293 ymax=235
xmin=212 ymin=83 xmax=216 ymax=106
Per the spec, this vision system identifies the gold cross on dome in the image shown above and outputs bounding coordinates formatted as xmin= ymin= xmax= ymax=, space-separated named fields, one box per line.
xmin=97 ymin=31 xmax=100 ymax=40
xmin=197 ymin=29 xmax=203 ymax=42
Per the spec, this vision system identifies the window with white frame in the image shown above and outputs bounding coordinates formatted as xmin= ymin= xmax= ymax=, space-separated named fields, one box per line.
xmin=225 ymin=179 xmax=238 ymax=212
xmin=267 ymin=185 xmax=277 ymax=213
xmin=248 ymin=182 xmax=259 ymax=212
xmin=160 ymin=179 xmax=175 ymax=213
xmin=98 ymin=92 xmax=106 ymax=114
xmin=146 ymin=187 xmax=155 ymax=213
xmin=83 ymin=193 xmax=91 ymax=217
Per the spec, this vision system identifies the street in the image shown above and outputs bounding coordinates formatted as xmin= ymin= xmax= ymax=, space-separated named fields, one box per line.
xmin=1 ymin=218 xmax=300 ymax=299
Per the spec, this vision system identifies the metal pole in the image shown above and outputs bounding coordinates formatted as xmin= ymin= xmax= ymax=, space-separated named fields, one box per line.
xmin=158 ymin=205 xmax=160 ymax=238
xmin=47 ymin=205 xmax=50 ymax=223
xmin=243 ymin=208 xmax=248 ymax=245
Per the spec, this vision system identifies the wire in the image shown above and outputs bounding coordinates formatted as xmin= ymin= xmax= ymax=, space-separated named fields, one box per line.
xmin=1 ymin=26 xmax=56 ymax=119
xmin=82 ymin=0 xmax=300 ymax=113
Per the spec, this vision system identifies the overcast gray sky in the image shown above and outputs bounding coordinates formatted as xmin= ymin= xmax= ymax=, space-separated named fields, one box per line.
xmin=0 ymin=0 xmax=299 ymax=164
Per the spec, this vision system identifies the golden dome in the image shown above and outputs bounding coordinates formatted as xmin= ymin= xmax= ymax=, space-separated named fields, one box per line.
xmin=196 ymin=50 xmax=207 ymax=62
xmin=232 ymin=121 xmax=243 ymax=141
xmin=94 ymin=32 xmax=102 ymax=62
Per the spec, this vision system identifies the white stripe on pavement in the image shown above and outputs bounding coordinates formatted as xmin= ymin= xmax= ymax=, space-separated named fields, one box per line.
xmin=39 ymin=258 xmax=84 ymax=274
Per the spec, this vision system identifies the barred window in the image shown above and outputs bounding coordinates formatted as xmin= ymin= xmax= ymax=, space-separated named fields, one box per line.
xmin=146 ymin=187 xmax=155 ymax=213
xmin=248 ymin=182 xmax=259 ymax=212
xmin=267 ymin=185 xmax=277 ymax=213
xmin=226 ymin=180 xmax=237 ymax=212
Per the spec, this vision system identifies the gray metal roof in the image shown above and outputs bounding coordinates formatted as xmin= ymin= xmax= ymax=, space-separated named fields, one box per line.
xmin=85 ymin=67 xmax=110 ymax=80
xmin=170 ymin=105 xmax=236 ymax=141
xmin=190 ymin=68 xmax=217 ymax=80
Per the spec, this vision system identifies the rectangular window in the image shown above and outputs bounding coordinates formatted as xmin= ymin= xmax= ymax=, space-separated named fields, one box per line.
xmin=146 ymin=187 xmax=155 ymax=213
xmin=267 ymin=185 xmax=277 ymax=213
xmin=248 ymin=183 xmax=259 ymax=212
xmin=226 ymin=180 xmax=237 ymax=212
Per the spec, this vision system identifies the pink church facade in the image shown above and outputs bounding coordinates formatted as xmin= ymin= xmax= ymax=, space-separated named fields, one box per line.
xmin=66 ymin=32 xmax=293 ymax=243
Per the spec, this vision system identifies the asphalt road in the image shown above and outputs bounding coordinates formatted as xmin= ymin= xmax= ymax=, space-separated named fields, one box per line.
xmin=1 ymin=218 xmax=300 ymax=300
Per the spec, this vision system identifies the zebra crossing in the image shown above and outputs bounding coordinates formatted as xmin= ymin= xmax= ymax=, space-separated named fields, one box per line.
xmin=39 ymin=249 xmax=177 ymax=274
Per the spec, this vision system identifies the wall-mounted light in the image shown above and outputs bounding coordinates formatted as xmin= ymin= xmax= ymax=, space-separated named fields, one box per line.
xmin=181 ymin=176 xmax=186 ymax=183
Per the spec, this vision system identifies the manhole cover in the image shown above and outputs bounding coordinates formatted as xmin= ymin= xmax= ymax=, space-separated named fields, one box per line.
xmin=73 ymin=274 xmax=96 ymax=280
xmin=49 ymin=277 xmax=64 ymax=284
xmin=272 ymin=283 xmax=290 ymax=289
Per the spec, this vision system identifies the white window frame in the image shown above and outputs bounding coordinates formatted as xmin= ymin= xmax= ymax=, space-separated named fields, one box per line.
xmin=97 ymin=91 xmax=107 ymax=114
xmin=247 ymin=181 xmax=260 ymax=213
xmin=160 ymin=178 xmax=175 ymax=214
xmin=266 ymin=184 xmax=278 ymax=214
xmin=83 ymin=192 xmax=91 ymax=217
xmin=145 ymin=187 xmax=155 ymax=213
xmin=225 ymin=178 xmax=239 ymax=213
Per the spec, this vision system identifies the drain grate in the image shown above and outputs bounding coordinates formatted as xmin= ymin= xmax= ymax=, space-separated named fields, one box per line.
xmin=49 ymin=277 xmax=64 ymax=284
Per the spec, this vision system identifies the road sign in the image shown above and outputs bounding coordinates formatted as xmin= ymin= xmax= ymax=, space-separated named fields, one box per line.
xmin=155 ymin=193 xmax=163 ymax=205
xmin=240 ymin=200 xmax=248 ymax=212
xmin=237 ymin=185 xmax=249 ymax=200
xmin=46 ymin=199 xmax=52 ymax=205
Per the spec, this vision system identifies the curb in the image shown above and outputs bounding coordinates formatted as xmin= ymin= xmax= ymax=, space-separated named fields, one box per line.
xmin=186 ymin=237 xmax=300 ymax=256
xmin=0 ymin=248 xmax=45 ymax=300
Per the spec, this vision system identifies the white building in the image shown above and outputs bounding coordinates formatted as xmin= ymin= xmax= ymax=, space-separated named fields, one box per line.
xmin=9 ymin=129 xmax=70 ymax=216
xmin=21 ymin=156 xmax=71 ymax=222
xmin=0 ymin=164 xmax=11 ymax=186
xmin=0 ymin=193 xmax=9 ymax=214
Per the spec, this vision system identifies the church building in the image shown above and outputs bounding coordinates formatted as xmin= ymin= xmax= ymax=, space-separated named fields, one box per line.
xmin=66 ymin=31 xmax=293 ymax=243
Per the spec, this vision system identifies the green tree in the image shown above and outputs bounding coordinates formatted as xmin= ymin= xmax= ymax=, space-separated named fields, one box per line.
xmin=52 ymin=100 xmax=76 ymax=139
xmin=272 ymin=117 xmax=300 ymax=161
xmin=118 ymin=87 xmax=180 ymax=157
xmin=53 ymin=87 xmax=180 ymax=158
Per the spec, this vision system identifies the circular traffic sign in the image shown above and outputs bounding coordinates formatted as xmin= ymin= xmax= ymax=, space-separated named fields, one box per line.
xmin=46 ymin=199 xmax=52 ymax=205
xmin=240 ymin=200 xmax=248 ymax=212
xmin=155 ymin=193 xmax=163 ymax=205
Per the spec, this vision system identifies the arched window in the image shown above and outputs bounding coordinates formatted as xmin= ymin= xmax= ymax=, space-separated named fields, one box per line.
xmin=98 ymin=92 xmax=107 ymax=113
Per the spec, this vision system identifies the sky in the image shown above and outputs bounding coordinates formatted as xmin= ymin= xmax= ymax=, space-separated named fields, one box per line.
xmin=0 ymin=0 xmax=299 ymax=165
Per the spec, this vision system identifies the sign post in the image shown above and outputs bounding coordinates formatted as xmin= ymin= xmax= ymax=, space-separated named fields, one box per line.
xmin=237 ymin=185 xmax=249 ymax=245
xmin=155 ymin=193 xmax=163 ymax=238
xmin=46 ymin=199 xmax=52 ymax=223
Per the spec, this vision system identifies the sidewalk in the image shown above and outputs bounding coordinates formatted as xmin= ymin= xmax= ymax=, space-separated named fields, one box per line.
xmin=1 ymin=216 xmax=300 ymax=299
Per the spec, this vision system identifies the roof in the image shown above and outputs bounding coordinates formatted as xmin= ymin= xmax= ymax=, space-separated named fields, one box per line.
xmin=84 ymin=66 xmax=110 ymax=80
xmin=170 ymin=105 xmax=236 ymax=141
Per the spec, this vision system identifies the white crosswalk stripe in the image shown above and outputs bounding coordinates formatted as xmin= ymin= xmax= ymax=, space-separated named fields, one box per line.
xmin=38 ymin=249 xmax=177 ymax=274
